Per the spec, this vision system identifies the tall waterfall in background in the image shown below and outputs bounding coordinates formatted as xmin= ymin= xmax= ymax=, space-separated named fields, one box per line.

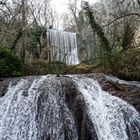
xmin=0 ymin=75 xmax=140 ymax=140
xmin=47 ymin=29 xmax=79 ymax=64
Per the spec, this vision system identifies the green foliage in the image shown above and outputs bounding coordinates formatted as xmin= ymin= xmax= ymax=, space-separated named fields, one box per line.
xmin=93 ymin=48 xmax=140 ymax=81
xmin=11 ymin=29 xmax=22 ymax=50
xmin=115 ymin=48 xmax=140 ymax=81
xmin=0 ymin=47 xmax=22 ymax=77
xmin=28 ymin=25 xmax=45 ymax=60
xmin=82 ymin=2 xmax=111 ymax=53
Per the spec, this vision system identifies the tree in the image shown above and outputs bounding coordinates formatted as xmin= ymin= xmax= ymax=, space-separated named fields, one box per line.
xmin=28 ymin=25 xmax=45 ymax=60
xmin=0 ymin=0 xmax=54 ymax=63
xmin=137 ymin=0 xmax=140 ymax=6
xmin=21 ymin=0 xmax=28 ymax=61
xmin=82 ymin=2 xmax=111 ymax=53
xmin=94 ymin=0 xmax=140 ymax=50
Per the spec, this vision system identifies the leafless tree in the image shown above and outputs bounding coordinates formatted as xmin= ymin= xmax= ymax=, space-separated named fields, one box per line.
xmin=0 ymin=0 xmax=55 ymax=62
xmin=91 ymin=0 xmax=140 ymax=50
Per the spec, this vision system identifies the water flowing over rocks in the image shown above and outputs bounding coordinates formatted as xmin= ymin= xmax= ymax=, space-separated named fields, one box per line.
xmin=87 ymin=74 xmax=140 ymax=113
xmin=0 ymin=74 xmax=140 ymax=140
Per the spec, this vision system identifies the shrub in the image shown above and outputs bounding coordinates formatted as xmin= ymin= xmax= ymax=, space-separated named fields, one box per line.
xmin=115 ymin=48 xmax=140 ymax=81
xmin=0 ymin=47 xmax=22 ymax=77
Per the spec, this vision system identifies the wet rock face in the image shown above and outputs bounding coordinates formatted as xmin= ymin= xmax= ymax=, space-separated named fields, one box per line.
xmin=0 ymin=76 xmax=78 ymax=140
xmin=88 ymin=74 xmax=140 ymax=113
xmin=0 ymin=77 xmax=34 ymax=98
xmin=0 ymin=78 xmax=12 ymax=97
xmin=60 ymin=77 xmax=98 ymax=140
xmin=1 ymin=77 xmax=94 ymax=139
xmin=0 ymin=74 xmax=140 ymax=140
xmin=0 ymin=76 xmax=99 ymax=140
xmin=1 ymin=74 xmax=139 ymax=113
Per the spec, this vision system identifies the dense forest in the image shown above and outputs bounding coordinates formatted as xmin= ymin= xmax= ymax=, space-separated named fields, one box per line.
xmin=0 ymin=0 xmax=140 ymax=80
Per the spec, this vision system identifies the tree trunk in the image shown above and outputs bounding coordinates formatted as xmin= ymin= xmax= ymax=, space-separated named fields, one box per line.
xmin=82 ymin=2 xmax=111 ymax=53
xmin=138 ymin=0 xmax=140 ymax=6
xmin=21 ymin=0 xmax=27 ymax=62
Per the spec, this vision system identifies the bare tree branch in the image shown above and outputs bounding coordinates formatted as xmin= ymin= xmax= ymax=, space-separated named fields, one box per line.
xmin=0 ymin=1 xmax=6 ymax=5
xmin=104 ymin=13 xmax=140 ymax=27
xmin=138 ymin=0 xmax=140 ymax=6
xmin=0 ymin=4 xmax=23 ymax=44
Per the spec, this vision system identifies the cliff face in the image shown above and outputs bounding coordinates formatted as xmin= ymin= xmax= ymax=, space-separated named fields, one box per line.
xmin=0 ymin=74 xmax=139 ymax=140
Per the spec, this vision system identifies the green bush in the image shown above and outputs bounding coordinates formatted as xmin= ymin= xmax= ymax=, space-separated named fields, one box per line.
xmin=0 ymin=47 xmax=22 ymax=77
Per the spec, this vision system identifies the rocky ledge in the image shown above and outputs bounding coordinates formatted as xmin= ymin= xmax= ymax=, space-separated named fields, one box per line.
xmin=0 ymin=74 xmax=140 ymax=140
xmin=88 ymin=73 xmax=140 ymax=113
xmin=0 ymin=74 xmax=140 ymax=113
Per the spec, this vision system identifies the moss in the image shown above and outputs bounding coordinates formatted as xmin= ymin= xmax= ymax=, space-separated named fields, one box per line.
xmin=88 ymin=48 xmax=140 ymax=81
xmin=65 ymin=64 xmax=92 ymax=74
xmin=115 ymin=48 xmax=140 ymax=81
xmin=23 ymin=60 xmax=66 ymax=75
xmin=23 ymin=48 xmax=140 ymax=81
xmin=23 ymin=61 xmax=92 ymax=76
xmin=92 ymin=48 xmax=140 ymax=81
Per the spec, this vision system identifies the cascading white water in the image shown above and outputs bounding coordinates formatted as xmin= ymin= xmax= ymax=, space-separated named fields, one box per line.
xmin=72 ymin=76 xmax=140 ymax=140
xmin=47 ymin=29 xmax=79 ymax=64
xmin=0 ymin=76 xmax=78 ymax=140
xmin=0 ymin=75 xmax=140 ymax=140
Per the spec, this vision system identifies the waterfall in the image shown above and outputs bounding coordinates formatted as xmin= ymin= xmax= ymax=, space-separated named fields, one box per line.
xmin=0 ymin=76 xmax=78 ymax=140
xmin=47 ymin=29 xmax=79 ymax=64
xmin=72 ymin=76 xmax=140 ymax=140
xmin=0 ymin=75 xmax=140 ymax=140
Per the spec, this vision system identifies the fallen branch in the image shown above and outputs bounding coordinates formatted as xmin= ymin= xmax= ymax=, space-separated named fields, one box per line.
xmin=62 ymin=57 xmax=102 ymax=75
